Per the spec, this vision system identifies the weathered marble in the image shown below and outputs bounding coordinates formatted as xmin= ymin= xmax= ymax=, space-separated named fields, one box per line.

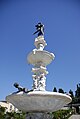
xmin=6 ymin=25 xmax=72 ymax=119
xmin=6 ymin=91 xmax=72 ymax=112
xmin=27 ymin=36 xmax=55 ymax=91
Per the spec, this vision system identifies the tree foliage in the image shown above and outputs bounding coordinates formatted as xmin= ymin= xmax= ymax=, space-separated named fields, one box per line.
xmin=0 ymin=107 xmax=6 ymax=119
xmin=5 ymin=112 xmax=26 ymax=119
xmin=58 ymin=88 xmax=64 ymax=94
xmin=75 ymin=84 xmax=80 ymax=100
xmin=0 ymin=107 xmax=26 ymax=119
xmin=69 ymin=89 xmax=74 ymax=98
xmin=53 ymin=84 xmax=80 ymax=114
xmin=53 ymin=87 xmax=57 ymax=92
xmin=52 ymin=109 xmax=73 ymax=119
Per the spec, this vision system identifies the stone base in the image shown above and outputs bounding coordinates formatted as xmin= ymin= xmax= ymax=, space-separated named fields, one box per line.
xmin=26 ymin=112 xmax=52 ymax=119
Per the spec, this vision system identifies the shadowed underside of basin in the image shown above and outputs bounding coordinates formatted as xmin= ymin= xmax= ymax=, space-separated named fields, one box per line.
xmin=6 ymin=91 xmax=72 ymax=112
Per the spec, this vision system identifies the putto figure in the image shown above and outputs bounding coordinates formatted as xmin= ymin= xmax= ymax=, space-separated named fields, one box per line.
xmin=33 ymin=22 xmax=44 ymax=36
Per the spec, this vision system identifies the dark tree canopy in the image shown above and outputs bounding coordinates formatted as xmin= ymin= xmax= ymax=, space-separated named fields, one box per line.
xmin=69 ymin=89 xmax=74 ymax=98
xmin=58 ymin=88 xmax=64 ymax=94
xmin=75 ymin=84 xmax=80 ymax=98
xmin=53 ymin=87 xmax=57 ymax=92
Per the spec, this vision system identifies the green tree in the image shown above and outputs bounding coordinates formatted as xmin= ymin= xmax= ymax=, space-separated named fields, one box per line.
xmin=0 ymin=105 xmax=26 ymax=119
xmin=58 ymin=88 xmax=64 ymax=94
xmin=75 ymin=84 xmax=80 ymax=99
xmin=52 ymin=109 xmax=72 ymax=119
xmin=53 ymin=87 xmax=57 ymax=92
xmin=5 ymin=112 xmax=26 ymax=119
xmin=0 ymin=106 xmax=6 ymax=119
xmin=69 ymin=89 xmax=75 ymax=104
xmin=69 ymin=89 xmax=74 ymax=98
xmin=75 ymin=84 xmax=80 ymax=114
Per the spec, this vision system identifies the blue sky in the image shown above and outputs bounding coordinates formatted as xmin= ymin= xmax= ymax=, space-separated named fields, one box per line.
xmin=0 ymin=0 xmax=80 ymax=100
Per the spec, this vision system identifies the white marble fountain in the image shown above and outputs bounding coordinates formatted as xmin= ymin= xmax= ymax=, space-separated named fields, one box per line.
xmin=6 ymin=23 xmax=72 ymax=119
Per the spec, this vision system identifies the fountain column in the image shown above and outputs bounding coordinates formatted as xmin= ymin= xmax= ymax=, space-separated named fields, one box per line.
xmin=31 ymin=36 xmax=49 ymax=91
xmin=26 ymin=35 xmax=55 ymax=118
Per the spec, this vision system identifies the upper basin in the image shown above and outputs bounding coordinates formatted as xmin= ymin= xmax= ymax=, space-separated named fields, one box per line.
xmin=27 ymin=50 xmax=55 ymax=66
xmin=6 ymin=91 xmax=72 ymax=112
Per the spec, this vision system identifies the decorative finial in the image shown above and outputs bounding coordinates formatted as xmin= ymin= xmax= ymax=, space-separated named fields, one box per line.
xmin=33 ymin=22 xmax=44 ymax=36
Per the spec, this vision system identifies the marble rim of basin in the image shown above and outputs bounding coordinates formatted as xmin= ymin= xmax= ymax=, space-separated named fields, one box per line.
xmin=6 ymin=91 xmax=72 ymax=112
xmin=27 ymin=50 xmax=55 ymax=66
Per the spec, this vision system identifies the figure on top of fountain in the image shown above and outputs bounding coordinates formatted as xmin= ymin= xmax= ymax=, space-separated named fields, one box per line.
xmin=33 ymin=22 xmax=44 ymax=36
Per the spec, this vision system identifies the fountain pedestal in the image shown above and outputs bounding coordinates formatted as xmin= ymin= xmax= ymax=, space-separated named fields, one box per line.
xmin=26 ymin=112 xmax=52 ymax=119
xmin=27 ymin=35 xmax=55 ymax=91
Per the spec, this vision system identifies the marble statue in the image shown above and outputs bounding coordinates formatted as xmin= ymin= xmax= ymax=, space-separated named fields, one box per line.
xmin=33 ymin=22 xmax=44 ymax=36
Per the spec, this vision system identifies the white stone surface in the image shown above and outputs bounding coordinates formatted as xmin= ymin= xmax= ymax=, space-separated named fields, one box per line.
xmin=6 ymin=91 xmax=72 ymax=112
xmin=27 ymin=35 xmax=55 ymax=91
xmin=32 ymin=67 xmax=48 ymax=75
xmin=32 ymin=74 xmax=46 ymax=90
xmin=27 ymin=50 xmax=55 ymax=66
xmin=34 ymin=36 xmax=47 ymax=49
xmin=69 ymin=115 xmax=80 ymax=119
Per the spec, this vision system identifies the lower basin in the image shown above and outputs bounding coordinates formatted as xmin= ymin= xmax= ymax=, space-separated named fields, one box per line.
xmin=6 ymin=91 xmax=72 ymax=112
